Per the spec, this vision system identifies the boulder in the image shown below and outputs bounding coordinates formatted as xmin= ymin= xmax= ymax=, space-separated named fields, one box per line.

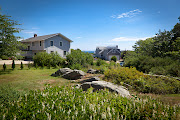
xmin=81 ymin=81 xmax=130 ymax=97
xmin=51 ymin=68 xmax=73 ymax=76
xmin=62 ymin=70 xmax=86 ymax=80
xmin=87 ymin=69 xmax=98 ymax=74
xmin=79 ymin=77 xmax=100 ymax=83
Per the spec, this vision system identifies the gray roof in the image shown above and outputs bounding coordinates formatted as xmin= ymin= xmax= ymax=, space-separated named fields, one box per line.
xmin=21 ymin=33 xmax=73 ymax=42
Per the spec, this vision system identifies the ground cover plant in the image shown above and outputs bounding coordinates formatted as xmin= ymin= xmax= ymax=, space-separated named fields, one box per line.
xmin=104 ymin=67 xmax=180 ymax=94
xmin=0 ymin=85 xmax=179 ymax=119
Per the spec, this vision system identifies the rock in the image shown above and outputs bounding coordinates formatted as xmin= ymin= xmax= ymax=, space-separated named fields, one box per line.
xmin=62 ymin=70 xmax=86 ymax=80
xmin=87 ymin=69 xmax=98 ymax=74
xmin=80 ymin=77 xmax=100 ymax=83
xmin=81 ymin=81 xmax=130 ymax=97
xmin=56 ymin=68 xmax=73 ymax=75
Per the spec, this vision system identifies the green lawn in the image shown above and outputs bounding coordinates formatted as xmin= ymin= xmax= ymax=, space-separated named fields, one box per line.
xmin=0 ymin=64 xmax=71 ymax=92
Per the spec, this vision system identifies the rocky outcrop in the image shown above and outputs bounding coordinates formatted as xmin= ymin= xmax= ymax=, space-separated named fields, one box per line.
xmin=51 ymin=68 xmax=86 ymax=80
xmin=62 ymin=70 xmax=86 ymax=80
xmin=79 ymin=77 xmax=100 ymax=83
xmin=78 ymin=77 xmax=130 ymax=97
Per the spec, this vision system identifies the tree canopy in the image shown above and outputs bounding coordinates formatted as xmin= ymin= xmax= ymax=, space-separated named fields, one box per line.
xmin=0 ymin=12 xmax=23 ymax=58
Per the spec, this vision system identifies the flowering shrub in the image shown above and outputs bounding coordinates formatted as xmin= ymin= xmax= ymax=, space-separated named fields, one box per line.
xmin=104 ymin=67 xmax=180 ymax=94
xmin=0 ymin=86 xmax=179 ymax=119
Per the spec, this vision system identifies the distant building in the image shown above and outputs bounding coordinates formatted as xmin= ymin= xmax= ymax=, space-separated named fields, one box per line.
xmin=21 ymin=33 xmax=73 ymax=59
xmin=95 ymin=45 xmax=121 ymax=61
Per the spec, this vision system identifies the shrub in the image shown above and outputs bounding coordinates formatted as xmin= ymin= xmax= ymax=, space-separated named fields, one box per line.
xmin=3 ymin=63 xmax=6 ymax=71
xmin=66 ymin=49 xmax=93 ymax=68
xmin=96 ymin=58 xmax=107 ymax=66
xmin=111 ymin=56 xmax=117 ymax=62
xmin=1 ymin=55 xmax=9 ymax=60
xmin=12 ymin=60 xmax=15 ymax=70
xmin=104 ymin=67 xmax=180 ymax=94
xmin=0 ymin=86 xmax=179 ymax=119
xmin=20 ymin=62 xmax=23 ymax=70
xmin=33 ymin=52 xmax=63 ymax=67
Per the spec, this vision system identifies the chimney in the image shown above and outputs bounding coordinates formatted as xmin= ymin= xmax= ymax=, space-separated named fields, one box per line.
xmin=116 ymin=45 xmax=118 ymax=48
xmin=34 ymin=34 xmax=37 ymax=37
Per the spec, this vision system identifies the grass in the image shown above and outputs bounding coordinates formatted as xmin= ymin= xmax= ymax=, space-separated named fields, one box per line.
xmin=0 ymin=64 xmax=71 ymax=92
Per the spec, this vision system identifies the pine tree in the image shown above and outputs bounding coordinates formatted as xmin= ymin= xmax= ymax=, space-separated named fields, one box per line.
xmin=12 ymin=60 xmax=15 ymax=70
xmin=20 ymin=62 xmax=23 ymax=70
xmin=3 ymin=63 xmax=6 ymax=71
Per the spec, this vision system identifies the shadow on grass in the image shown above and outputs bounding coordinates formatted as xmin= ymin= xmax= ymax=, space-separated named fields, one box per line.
xmin=0 ymin=69 xmax=13 ymax=75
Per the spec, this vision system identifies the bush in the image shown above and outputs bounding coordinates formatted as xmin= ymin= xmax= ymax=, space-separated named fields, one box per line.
xmin=1 ymin=55 xmax=9 ymax=60
xmin=33 ymin=52 xmax=63 ymax=67
xmin=66 ymin=49 xmax=93 ymax=68
xmin=111 ymin=56 xmax=117 ymax=62
xmin=96 ymin=59 xmax=107 ymax=66
xmin=104 ymin=67 xmax=180 ymax=94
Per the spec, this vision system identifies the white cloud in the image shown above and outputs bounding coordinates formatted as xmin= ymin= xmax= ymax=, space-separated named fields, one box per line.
xmin=31 ymin=27 xmax=39 ymax=30
xmin=111 ymin=9 xmax=142 ymax=19
xmin=22 ymin=30 xmax=35 ymax=34
xmin=111 ymin=36 xmax=150 ymax=42
xmin=75 ymin=37 xmax=82 ymax=39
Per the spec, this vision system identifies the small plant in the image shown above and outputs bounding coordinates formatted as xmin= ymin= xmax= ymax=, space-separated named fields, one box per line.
xmin=12 ymin=60 xmax=15 ymax=70
xmin=20 ymin=62 xmax=24 ymax=70
xmin=111 ymin=56 xmax=117 ymax=62
xmin=3 ymin=63 xmax=6 ymax=71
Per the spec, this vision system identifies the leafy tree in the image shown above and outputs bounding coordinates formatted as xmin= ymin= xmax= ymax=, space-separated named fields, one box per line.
xmin=0 ymin=12 xmax=24 ymax=58
xmin=111 ymin=56 xmax=117 ymax=62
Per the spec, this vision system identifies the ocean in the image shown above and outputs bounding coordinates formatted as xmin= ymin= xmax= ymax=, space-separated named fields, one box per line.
xmin=83 ymin=51 xmax=95 ymax=54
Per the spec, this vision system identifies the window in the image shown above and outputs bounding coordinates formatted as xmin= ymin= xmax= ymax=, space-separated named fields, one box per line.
xmin=34 ymin=53 xmax=36 ymax=55
xmin=112 ymin=49 xmax=116 ymax=53
xmin=60 ymin=41 xmax=63 ymax=46
xmin=40 ymin=41 xmax=41 ymax=46
xmin=32 ymin=42 xmax=35 ymax=46
xmin=51 ymin=51 xmax=54 ymax=53
xmin=50 ymin=41 xmax=53 ymax=46
xmin=64 ymin=51 xmax=67 ymax=56
xmin=28 ymin=46 xmax=30 ymax=50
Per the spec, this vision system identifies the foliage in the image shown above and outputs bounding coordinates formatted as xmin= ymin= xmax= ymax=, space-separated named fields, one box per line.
xmin=3 ymin=63 xmax=6 ymax=71
xmin=12 ymin=60 xmax=15 ymax=70
xmin=0 ymin=12 xmax=25 ymax=58
xmin=111 ymin=56 xmax=117 ymax=62
xmin=66 ymin=49 xmax=93 ymax=68
xmin=1 ymin=55 xmax=9 ymax=60
xmin=96 ymin=58 xmax=107 ymax=66
xmin=104 ymin=67 xmax=180 ymax=94
xmin=33 ymin=52 xmax=63 ymax=67
xmin=20 ymin=62 xmax=23 ymax=70
xmin=0 ymin=85 xmax=179 ymax=119
xmin=15 ymin=54 xmax=24 ymax=60
xmin=0 ymin=84 xmax=21 ymax=106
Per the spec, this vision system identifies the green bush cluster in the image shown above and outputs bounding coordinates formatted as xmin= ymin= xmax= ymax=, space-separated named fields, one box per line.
xmin=66 ymin=49 xmax=93 ymax=69
xmin=0 ymin=85 xmax=179 ymax=119
xmin=96 ymin=58 xmax=107 ymax=66
xmin=33 ymin=52 xmax=64 ymax=68
xmin=104 ymin=67 xmax=180 ymax=94
xmin=111 ymin=56 xmax=117 ymax=62
xmin=124 ymin=55 xmax=180 ymax=77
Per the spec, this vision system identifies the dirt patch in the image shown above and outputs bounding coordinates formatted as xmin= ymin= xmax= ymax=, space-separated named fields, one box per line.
xmin=37 ymin=79 xmax=56 ymax=85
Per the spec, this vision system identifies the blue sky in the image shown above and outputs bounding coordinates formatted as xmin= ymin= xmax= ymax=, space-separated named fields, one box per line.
xmin=1 ymin=0 xmax=180 ymax=51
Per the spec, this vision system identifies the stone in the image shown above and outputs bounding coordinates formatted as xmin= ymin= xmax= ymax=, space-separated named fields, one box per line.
xmin=80 ymin=81 xmax=130 ymax=97
xmin=79 ymin=77 xmax=100 ymax=83
xmin=87 ymin=69 xmax=98 ymax=74
xmin=62 ymin=70 xmax=86 ymax=80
